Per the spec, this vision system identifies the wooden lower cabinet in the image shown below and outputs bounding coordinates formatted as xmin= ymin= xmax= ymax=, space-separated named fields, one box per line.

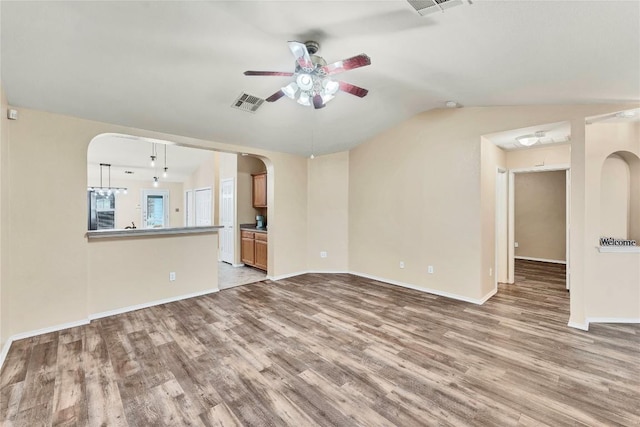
xmin=241 ymin=232 xmax=255 ymax=265
xmin=241 ymin=230 xmax=267 ymax=271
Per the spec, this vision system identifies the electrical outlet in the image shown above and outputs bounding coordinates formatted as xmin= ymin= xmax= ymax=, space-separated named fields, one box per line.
xmin=169 ymin=272 xmax=176 ymax=281
xmin=428 ymin=265 xmax=434 ymax=274
xmin=489 ymin=268 xmax=493 ymax=277
xmin=399 ymin=261 xmax=405 ymax=269
xmin=320 ymin=251 xmax=327 ymax=258
xmin=514 ymin=242 xmax=519 ymax=248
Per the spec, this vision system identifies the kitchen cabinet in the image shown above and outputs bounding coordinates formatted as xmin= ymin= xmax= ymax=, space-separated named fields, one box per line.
xmin=252 ymin=172 xmax=267 ymax=208
xmin=254 ymin=232 xmax=268 ymax=271
xmin=241 ymin=231 xmax=255 ymax=266
xmin=241 ymin=230 xmax=267 ymax=271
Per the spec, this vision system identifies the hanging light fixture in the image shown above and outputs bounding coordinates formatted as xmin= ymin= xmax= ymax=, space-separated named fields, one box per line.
xmin=150 ymin=143 xmax=157 ymax=167
xmin=163 ymin=144 xmax=168 ymax=178
xmin=153 ymin=176 xmax=159 ymax=188
xmin=88 ymin=163 xmax=127 ymax=195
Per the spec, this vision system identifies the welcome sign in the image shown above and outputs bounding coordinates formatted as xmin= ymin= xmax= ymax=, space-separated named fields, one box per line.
xmin=600 ymin=237 xmax=637 ymax=246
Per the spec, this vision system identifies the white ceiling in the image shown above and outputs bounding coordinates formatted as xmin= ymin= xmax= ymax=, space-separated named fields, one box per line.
xmin=484 ymin=107 xmax=640 ymax=150
xmin=88 ymin=134 xmax=214 ymax=184
xmin=2 ymin=1 xmax=639 ymax=156
xmin=484 ymin=121 xmax=571 ymax=151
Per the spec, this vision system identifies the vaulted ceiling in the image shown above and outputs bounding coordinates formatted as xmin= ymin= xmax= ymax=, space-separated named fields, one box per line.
xmin=2 ymin=1 xmax=639 ymax=156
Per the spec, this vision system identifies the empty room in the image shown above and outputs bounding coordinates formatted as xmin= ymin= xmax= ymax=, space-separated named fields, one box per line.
xmin=1 ymin=1 xmax=639 ymax=426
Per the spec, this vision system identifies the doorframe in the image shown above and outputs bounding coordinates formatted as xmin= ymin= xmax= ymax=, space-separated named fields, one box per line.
xmin=507 ymin=164 xmax=570 ymax=288
xmin=141 ymin=189 xmax=170 ymax=229
xmin=219 ymin=178 xmax=238 ymax=266
xmin=184 ymin=189 xmax=194 ymax=227
xmin=495 ymin=168 xmax=508 ymax=289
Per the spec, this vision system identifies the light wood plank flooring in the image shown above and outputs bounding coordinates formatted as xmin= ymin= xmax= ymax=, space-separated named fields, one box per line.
xmin=1 ymin=260 xmax=639 ymax=426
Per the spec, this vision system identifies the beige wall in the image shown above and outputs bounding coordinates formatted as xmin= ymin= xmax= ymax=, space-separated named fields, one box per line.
xmin=237 ymin=155 xmax=266 ymax=226
xmin=506 ymin=143 xmax=571 ymax=169
xmin=514 ymin=171 xmax=566 ymax=262
xmin=308 ymin=151 xmax=350 ymax=272
xmin=600 ymin=155 xmax=631 ymax=239
xmin=0 ymin=107 xmax=308 ymax=343
xmin=2 ymin=101 xmax=638 ymax=349
xmin=0 ymin=85 xmax=8 ymax=348
xmin=88 ymin=233 xmax=218 ymax=315
xmin=184 ymin=151 xmax=217 ymax=226
xmin=480 ymin=138 xmax=506 ymax=295
xmin=584 ymin=122 xmax=640 ymax=321
xmin=350 ymin=104 xmax=635 ymax=308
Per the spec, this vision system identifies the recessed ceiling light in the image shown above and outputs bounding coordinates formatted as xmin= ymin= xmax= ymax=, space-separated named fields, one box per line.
xmin=445 ymin=101 xmax=458 ymax=108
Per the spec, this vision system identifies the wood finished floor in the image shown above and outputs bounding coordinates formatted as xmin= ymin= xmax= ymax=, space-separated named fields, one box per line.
xmin=1 ymin=260 xmax=639 ymax=426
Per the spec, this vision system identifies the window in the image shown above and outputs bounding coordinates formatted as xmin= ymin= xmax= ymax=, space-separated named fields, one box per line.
xmin=142 ymin=189 xmax=170 ymax=228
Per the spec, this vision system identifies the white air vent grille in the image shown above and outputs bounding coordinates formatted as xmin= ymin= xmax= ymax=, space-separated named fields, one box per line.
xmin=232 ymin=93 xmax=265 ymax=113
xmin=407 ymin=0 xmax=463 ymax=16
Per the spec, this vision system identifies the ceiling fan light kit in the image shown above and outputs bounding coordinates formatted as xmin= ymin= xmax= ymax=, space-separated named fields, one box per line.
xmin=244 ymin=40 xmax=371 ymax=109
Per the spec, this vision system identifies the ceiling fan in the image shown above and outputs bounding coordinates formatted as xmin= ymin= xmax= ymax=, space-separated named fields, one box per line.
xmin=244 ymin=40 xmax=371 ymax=109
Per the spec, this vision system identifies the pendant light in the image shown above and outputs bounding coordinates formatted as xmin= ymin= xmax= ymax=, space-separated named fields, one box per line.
xmin=88 ymin=163 xmax=127 ymax=195
xmin=150 ymin=143 xmax=157 ymax=167
xmin=163 ymin=144 xmax=168 ymax=178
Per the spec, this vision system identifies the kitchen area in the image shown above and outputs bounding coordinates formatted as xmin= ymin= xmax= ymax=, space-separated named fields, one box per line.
xmin=240 ymin=171 xmax=268 ymax=271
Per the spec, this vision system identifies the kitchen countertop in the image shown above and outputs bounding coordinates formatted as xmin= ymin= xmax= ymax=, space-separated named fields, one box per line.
xmin=87 ymin=225 xmax=222 ymax=239
xmin=240 ymin=224 xmax=268 ymax=233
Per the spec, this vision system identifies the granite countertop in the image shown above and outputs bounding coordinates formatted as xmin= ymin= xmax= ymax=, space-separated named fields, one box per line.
xmin=240 ymin=224 xmax=268 ymax=233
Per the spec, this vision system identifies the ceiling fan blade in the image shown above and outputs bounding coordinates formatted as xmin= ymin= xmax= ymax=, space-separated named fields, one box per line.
xmin=288 ymin=41 xmax=314 ymax=71
xmin=313 ymin=94 xmax=325 ymax=109
xmin=266 ymin=90 xmax=286 ymax=102
xmin=244 ymin=71 xmax=294 ymax=76
xmin=338 ymin=81 xmax=369 ymax=98
xmin=321 ymin=54 xmax=371 ymax=76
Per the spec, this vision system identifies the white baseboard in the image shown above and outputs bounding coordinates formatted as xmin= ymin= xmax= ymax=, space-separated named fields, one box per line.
xmin=0 ymin=340 xmax=12 ymax=371
xmin=350 ymin=271 xmax=493 ymax=305
xmin=567 ymin=320 xmax=589 ymax=331
xmin=89 ymin=288 xmax=220 ymax=321
xmin=515 ymin=256 xmax=566 ymax=265
xmin=0 ymin=289 xmax=222 ymax=370
xmin=267 ymin=271 xmax=308 ymax=281
xmin=479 ymin=287 xmax=498 ymax=304
xmin=307 ymin=270 xmax=350 ymax=275
xmin=0 ymin=318 xmax=90 ymax=370
xmin=587 ymin=317 xmax=640 ymax=325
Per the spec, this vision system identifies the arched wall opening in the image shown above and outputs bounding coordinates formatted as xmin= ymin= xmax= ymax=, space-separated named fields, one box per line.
xmin=600 ymin=151 xmax=640 ymax=242
xmin=87 ymin=133 xmax=275 ymax=294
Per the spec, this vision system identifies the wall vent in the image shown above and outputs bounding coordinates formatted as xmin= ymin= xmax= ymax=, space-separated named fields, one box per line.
xmin=407 ymin=0 xmax=463 ymax=16
xmin=232 ymin=92 xmax=265 ymax=113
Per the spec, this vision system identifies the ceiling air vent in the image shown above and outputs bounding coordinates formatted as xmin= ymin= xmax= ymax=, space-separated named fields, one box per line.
xmin=232 ymin=92 xmax=265 ymax=113
xmin=407 ymin=0 xmax=463 ymax=16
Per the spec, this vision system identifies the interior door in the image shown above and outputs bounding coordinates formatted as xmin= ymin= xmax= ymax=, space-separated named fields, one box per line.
xmin=219 ymin=178 xmax=235 ymax=264
xmin=184 ymin=190 xmax=194 ymax=226
xmin=195 ymin=187 xmax=212 ymax=226
xmin=142 ymin=189 xmax=169 ymax=228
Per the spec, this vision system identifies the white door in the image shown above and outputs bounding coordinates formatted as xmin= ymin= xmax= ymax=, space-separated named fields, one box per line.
xmin=184 ymin=190 xmax=194 ymax=226
xmin=219 ymin=178 xmax=235 ymax=264
xmin=195 ymin=187 xmax=212 ymax=226
xmin=142 ymin=189 xmax=169 ymax=228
